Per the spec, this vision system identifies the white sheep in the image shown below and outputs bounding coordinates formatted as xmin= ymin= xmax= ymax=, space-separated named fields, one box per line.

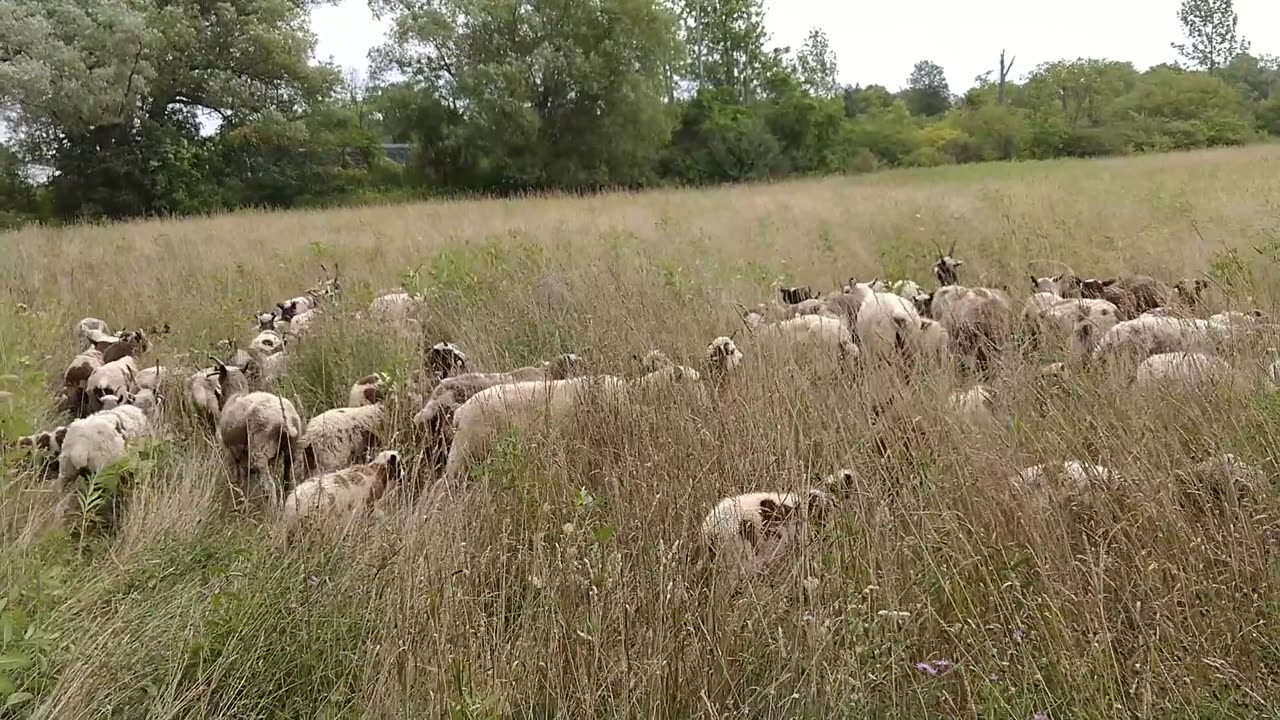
xmin=299 ymin=402 xmax=385 ymax=477
xmin=282 ymin=450 xmax=403 ymax=542
xmin=1035 ymin=298 xmax=1122 ymax=359
xmin=214 ymin=363 xmax=304 ymax=504
xmin=86 ymin=356 xmax=139 ymax=410
xmin=1091 ymin=315 xmax=1226 ymax=362
xmin=700 ymin=487 xmax=834 ymax=579
xmin=348 ymin=373 xmax=385 ymax=408
xmin=186 ymin=367 xmax=223 ymax=428
xmin=76 ymin=318 xmax=113 ymax=345
xmin=1132 ymin=352 xmax=1232 ymax=392
xmin=1011 ymin=460 xmax=1119 ymax=509
xmin=440 ymin=367 xmax=703 ymax=485
xmin=947 ymin=384 xmax=996 ymax=426
xmin=753 ymin=314 xmax=858 ymax=368
xmin=925 ymin=286 xmax=1013 ymax=369
xmin=412 ymin=353 xmax=583 ymax=475
xmin=704 ymin=336 xmax=744 ymax=380
xmin=369 ymin=292 xmax=422 ymax=324
xmin=55 ymin=397 xmax=157 ymax=495
xmin=850 ymin=286 xmax=921 ymax=364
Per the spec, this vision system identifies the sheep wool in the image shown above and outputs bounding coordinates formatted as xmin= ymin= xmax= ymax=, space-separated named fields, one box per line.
xmin=700 ymin=489 xmax=833 ymax=575
xmin=56 ymin=403 xmax=153 ymax=492
xmin=299 ymin=404 xmax=386 ymax=476
xmin=282 ymin=450 xmax=402 ymax=540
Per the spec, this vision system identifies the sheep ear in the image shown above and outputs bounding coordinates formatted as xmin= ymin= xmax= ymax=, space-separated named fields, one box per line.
xmin=1029 ymin=275 xmax=1037 ymax=287
xmin=386 ymin=452 xmax=401 ymax=482
xmin=17 ymin=435 xmax=34 ymax=448
xmin=1102 ymin=278 xmax=1117 ymax=287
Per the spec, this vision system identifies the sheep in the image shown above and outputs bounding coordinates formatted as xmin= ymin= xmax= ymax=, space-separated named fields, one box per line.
xmin=700 ymin=487 xmax=835 ymax=579
xmin=753 ymin=313 xmax=858 ymax=368
xmin=135 ymin=365 xmax=169 ymax=392
xmin=101 ymin=329 xmax=149 ymax=364
xmin=1041 ymin=298 xmax=1122 ymax=359
xmin=248 ymin=329 xmax=285 ymax=358
xmin=55 ymin=398 xmax=157 ymax=496
xmin=86 ymin=356 xmax=139 ymax=410
xmin=930 ymin=242 xmax=965 ymax=287
xmin=275 ymin=299 xmax=322 ymax=338
xmin=640 ymin=349 xmax=675 ymax=372
xmin=1132 ymin=352 xmax=1232 ymax=392
xmin=348 ymin=374 xmax=385 ymax=408
xmin=282 ymin=450 xmax=403 ymax=541
xmin=440 ymin=367 xmax=703 ymax=486
xmin=1112 ymin=274 xmax=1172 ymax=314
xmin=214 ymin=362 xmax=303 ymax=505
xmin=779 ymin=286 xmax=816 ymax=305
xmin=369 ymin=292 xmax=422 ymax=324
xmin=1091 ymin=315 xmax=1227 ymax=363
xmin=426 ymin=341 xmax=469 ymax=380
xmin=947 ymin=384 xmax=996 ymax=426
xmin=924 ymin=285 xmax=1013 ymax=370
xmin=245 ymin=330 xmax=287 ymax=384
xmin=17 ymin=426 xmax=68 ymax=478
xmin=186 ymin=367 xmax=223 ymax=428
xmin=1011 ymin=460 xmax=1119 ymax=509
xmin=299 ymin=401 xmax=386 ymax=477
xmin=703 ymin=336 xmax=744 ymax=381
xmin=1177 ymin=453 xmax=1264 ymax=508
xmin=76 ymin=318 xmax=113 ymax=345
xmin=413 ymin=353 xmax=585 ymax=478
xmin=854 ymin=289 xmax=923 ymax=364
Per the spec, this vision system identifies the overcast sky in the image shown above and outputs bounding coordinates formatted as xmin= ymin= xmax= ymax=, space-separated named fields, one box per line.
xmin=313 ymin=0 xmax=1280 ymax=91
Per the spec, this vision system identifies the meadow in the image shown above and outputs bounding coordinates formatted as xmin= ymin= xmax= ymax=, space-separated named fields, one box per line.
xmin=2 ymin=146 xmax=1280 ymax=718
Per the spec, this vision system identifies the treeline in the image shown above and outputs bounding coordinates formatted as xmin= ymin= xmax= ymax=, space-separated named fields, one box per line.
xmin=0 ymin=0 xmax=1274 ymax=227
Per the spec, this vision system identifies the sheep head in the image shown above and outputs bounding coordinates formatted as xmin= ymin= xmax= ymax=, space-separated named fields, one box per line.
xmin=372 ymin=450 xmax=403 ymax=490
xmin=426 ymin=341 xmax=468 ymax=378
xmin=780 ymin=286 xmax=814 ymax=305
xmin=931 ymin=241 xmax=963 ymax=286
xmin=1174 ymin=278 xmax=1211 ymax=304
xmin=820 ymin=467 xmax=858 ymax=498
xmin=213 ymin=361 xmax=251 ymax=405
xmin=704 ymin=336 xmax=744 ymax=376
xmin=546 ymin=353 xmax=582 ymax=380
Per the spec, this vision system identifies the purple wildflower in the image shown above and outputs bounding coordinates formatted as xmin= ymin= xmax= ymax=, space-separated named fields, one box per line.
xmin=913 ymin=659 xmax=955 ymax=677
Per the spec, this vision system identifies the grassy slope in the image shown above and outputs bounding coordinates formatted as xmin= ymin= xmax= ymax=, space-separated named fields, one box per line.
xmin=1 ymin=146 xmax=1279 ymax=718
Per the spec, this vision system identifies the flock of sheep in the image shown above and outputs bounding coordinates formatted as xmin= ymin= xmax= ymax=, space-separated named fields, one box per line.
xmin=12 ymin=246 xmax=1279 ymax=576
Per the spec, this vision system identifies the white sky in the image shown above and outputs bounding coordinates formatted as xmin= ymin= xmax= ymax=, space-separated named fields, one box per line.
xmin=312 ymin=0 xmax=1280 ymax=92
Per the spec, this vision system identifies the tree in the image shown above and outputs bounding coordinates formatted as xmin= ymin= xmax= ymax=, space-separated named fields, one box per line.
xmin=1172 ymin=0 xmax=1249 ymax=74
xmin=906 ymin=60 xmax=951 ymax=117
xmin=372 ymin=0 xmax=681 ymax=190
xmin=794 ymin=28 xmax=839 ymax=98
xmin=673 ymin=0 xmax=775 ymax=102
xmin=0 ymin=0 xmax=334 ymax=218
xmin=842 ymin=84 xmax=894 ymax=118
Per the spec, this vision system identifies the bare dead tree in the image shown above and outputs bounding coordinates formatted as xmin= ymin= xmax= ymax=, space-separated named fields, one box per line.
xmin=997 ymin=49 xmax=1015 ymax=105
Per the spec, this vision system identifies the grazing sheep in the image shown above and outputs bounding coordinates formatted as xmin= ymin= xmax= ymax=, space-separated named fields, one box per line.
xmin=754 ymin=313 xmax=859 ymax=367
xmin=1091 ymin=315 xmax=1227 ymax=363
xmin=1041 ymin=298 xmax=1122 ymax=359
xmin=86 ymin=356 xmax=139 ymax=410
xmin=1178 ymin=453 xmax=1264 ymax=507
xmin=55 ymin=398 xmax=157 ymax=496
xmin=640 ymin=349 xmax=675 ymax=372
xmin=186 ymin=367 xmax=223 ymax=428
xmin=704 ymin=336 xmax=744 ymax=381
xmin=277 ymin=301 xmax=322 ymax=337
xmin=101 ymin=330 xmax=149 ymax=364
xmin=1132 ymin=352 xmax=1232 ymax=392
xmin=135 ymin=365 xmax=169 ymax=392
xmin=348 ymin=374 xmax=385 ymax=408
xmin=299 ymin=401 xmax=386 ymax=477
xmin=1173 ymin=278 xmax=1215 ymax=310
xmin=370 ymin=292 xmax=422 ymax=324
xmin=1012 ymin=461 xmax=1119 ymax=509
xmin=854 ymin=289 xmax=926 ymax=363
xmin=412 ymin=353 xmax=583 ymax=478
xmin=215 ymin=363 xmax=303 ymax=505
xmin=17 ymin=426 xmax=68 ymax=477
xmin=76 ymin=318 xmax=113 ymax=345
xmin=926 ymin=286 xmax=1013 ymax=370
xmin=440 ymin=367 xmax=703 ymax=485
xmin=1112 ymin=274 xmax=1172 ymax=314
xmin=282 ymin=450 xmax=403 ymax=541
xmin=779 ymin=286 xmax=816 ymax=305
xmin=700 ymin=488 xmax=834 ymax=578
xmin=947 ymin=385 xmax=996 ymax=426
xmin=248 ymin=329 xmax=285 ymax=358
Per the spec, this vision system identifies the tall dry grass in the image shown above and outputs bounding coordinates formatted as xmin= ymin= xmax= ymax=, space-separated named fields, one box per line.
xmin=1 ymin=147 xmax=1280 ymax=718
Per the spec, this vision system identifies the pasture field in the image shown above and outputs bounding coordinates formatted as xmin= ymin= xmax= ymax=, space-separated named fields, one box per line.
xmin=3 ymin=146 xmax=1280 ymax=718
